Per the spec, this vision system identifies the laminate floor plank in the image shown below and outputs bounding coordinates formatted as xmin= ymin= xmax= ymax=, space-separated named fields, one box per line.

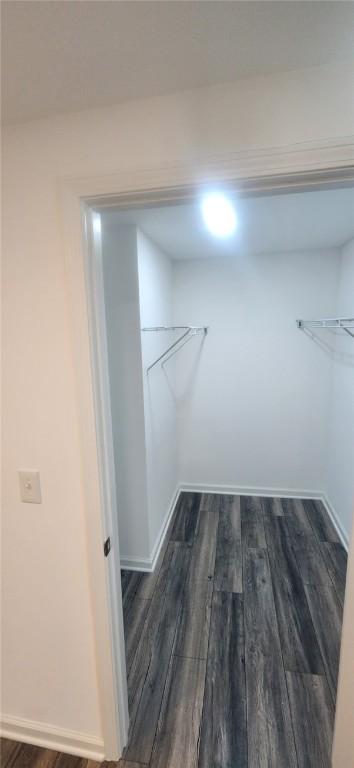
xmin=85 ymin=762 xmax=141 ymax=768
xmin=116 ymin=762 xmax=145 ymax=768
xmin=215 ymin=541 xmax=243 ymax=593
xmin=264 ymin=516 xmax=324 ymax=674
xmin=305 ymin=585 xmax=343 ymax=703
xmin=261 ymin=496 xmax=284 ymax=516
xmin=126 ymin=543 xmax=178 ymax=718
xmin=214 ymin=495 xmax=242 ymax=593
xmin=4 ymin=743 xmax=57 ymax=768
xmin=174 ymin=578 xmax=213 ymax=660
xmin=321 ymin=542 xmax=348 ymax=605
xmin=125 ymin=544 xmax=191 ymax=764
xmin=304 ymin=499 xmax=340 ymax=543
xmin=0 ymin=739 xmax=21 ymax=767
xmin=123 ymin=597 xmax=151 ymax=675
xmin=170 ymin=492 xmax=201 ymax=545
xmin=243 ymin=548 xmax=297 ymax=768
xmin=198 ymin=591 xmax=247 ymax=768
xmin=150 ymin=655 xmax=206 ymax=768
xmin=188 ymin=498 xmax=219 ymax=583
xmin=120 ymin=568 xmax=132 ymax=597
xmin=133 ymin=549 xmax=168 ymax=602
xmin=116 ymin=763 xmax=143 ymax=768
xmin=120 ymin=570 xmax=144 ymax=609
xmin=53 ymin=756 xmax=85 ymax=768
xmin=291 ymin=536 xmax=333 ymax=588
xmin=199 ymin=493 xmax=217 ymax=512
xmin=282 ymin=498 xmax=314 ymax=538
xmin=286 ymin=672 xmax=334 ymax=768
xmin=240 ymin=496 xmax=266 ymax=549
xmin=2 ymin=751 xmax=143 ymax=768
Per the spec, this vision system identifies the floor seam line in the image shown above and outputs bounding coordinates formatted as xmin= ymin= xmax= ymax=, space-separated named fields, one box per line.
xmin=261 ymin=501 xmax=300 ymax=768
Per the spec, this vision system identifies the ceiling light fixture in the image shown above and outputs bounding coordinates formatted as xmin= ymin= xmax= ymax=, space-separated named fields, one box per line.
xmin=92 ymin=214 xmax=102 ymax=235
xmin=201 ymin=193 xmax=237 ymax=238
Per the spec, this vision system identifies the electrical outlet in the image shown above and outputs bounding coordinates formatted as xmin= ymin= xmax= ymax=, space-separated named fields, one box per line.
xmin=19 ymin=470 xmax=42 ymax=504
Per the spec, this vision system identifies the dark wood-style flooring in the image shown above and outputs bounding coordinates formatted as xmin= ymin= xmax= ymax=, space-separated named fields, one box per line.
xmin=1 ymin=494 xmax=347 ymax=767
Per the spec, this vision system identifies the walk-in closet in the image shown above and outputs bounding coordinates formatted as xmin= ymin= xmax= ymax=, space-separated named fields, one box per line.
xmin=98 ymin=185 xmax=354 ymax=767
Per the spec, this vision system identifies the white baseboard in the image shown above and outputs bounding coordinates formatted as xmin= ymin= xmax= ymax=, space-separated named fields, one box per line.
xmin=180 ymin=481 xmax=325 ymax=501
xmin=149 ymin=486 xmax=181 ymax=569
xmin=0 ymin=715 xmax=105 ymax=761
xmin=120 ymin=485 xmax=180 ymax=572
xmin=321 ymin=494 xmax=349 ymax=551
xmin=119 ymin=554 xmax=155 ymax=572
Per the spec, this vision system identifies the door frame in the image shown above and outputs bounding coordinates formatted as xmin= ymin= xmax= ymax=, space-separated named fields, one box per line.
xmin=60 ymin=136 xmax=354 ymax=760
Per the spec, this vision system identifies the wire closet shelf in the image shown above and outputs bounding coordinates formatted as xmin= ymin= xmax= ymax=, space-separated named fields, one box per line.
xmin=296 ymin=316 xmax=354 ymax=338
xmin=141 ymin=325 xmax=208 ymax=372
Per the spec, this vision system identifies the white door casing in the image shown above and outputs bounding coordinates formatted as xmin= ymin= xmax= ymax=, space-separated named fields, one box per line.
xmin=60 ymin=136 xmax=354 ymax=760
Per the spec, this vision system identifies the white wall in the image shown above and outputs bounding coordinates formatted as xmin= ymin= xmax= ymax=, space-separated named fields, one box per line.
xmin=2 ymin=61 xmax=354 ymax=746
xmin=326 ymin=238 xmax=354 ymax=543
xmin=173 ymin=249 xmax=340 ymax=494
xmin=101 ymin=225 xmax=178 ymax=565
xmin=101 ymin=224 xmax=179 ymax=566
xmin=101 ymin=224 xmax=150 ymax=562
xmin=137 ymin=231 xmax=179 ymax=555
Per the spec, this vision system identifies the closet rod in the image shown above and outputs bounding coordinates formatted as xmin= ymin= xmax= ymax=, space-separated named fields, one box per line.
xmin=296 ymin=316 xmax=354 ymax=338
xmin=141 ymin=325 xmax=208 ymax=372
xmin=141 ymin=325 xmax=207 ymax=332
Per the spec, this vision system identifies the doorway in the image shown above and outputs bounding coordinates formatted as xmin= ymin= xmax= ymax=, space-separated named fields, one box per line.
xmin=92 ymin=184 xmax=354 ymax=765
xmin=65 ymin=162 xmax=354 ymax=763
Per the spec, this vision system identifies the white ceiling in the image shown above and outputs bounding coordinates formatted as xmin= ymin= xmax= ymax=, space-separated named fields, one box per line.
xmin=2 ymin=1 xmax=354 ymax=125
xmin=102 ymin=186 xmax=354 ymax=259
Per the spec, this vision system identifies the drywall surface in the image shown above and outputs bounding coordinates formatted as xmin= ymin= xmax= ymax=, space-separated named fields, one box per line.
xmin=137 ymin=231 xmax=179 ymax=553
xmin=101 ymin=225 xmax=178 ymax=565
xmin=2 ymin=62 xmax=354 ymax=741
xmin=173 ymin=249 xmax=340 ymax=493
xmin=326 ymin=238 xmax=354 ymax=543
xmin=101 ymin=224 xmax=150 ymax=561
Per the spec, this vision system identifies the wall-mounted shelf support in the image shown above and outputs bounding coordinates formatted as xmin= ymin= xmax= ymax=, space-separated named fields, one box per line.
xmin=141 ymin=325 xmax=208 ymax=373
xmin=297 ymin=317 xmax=354 ymax=338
